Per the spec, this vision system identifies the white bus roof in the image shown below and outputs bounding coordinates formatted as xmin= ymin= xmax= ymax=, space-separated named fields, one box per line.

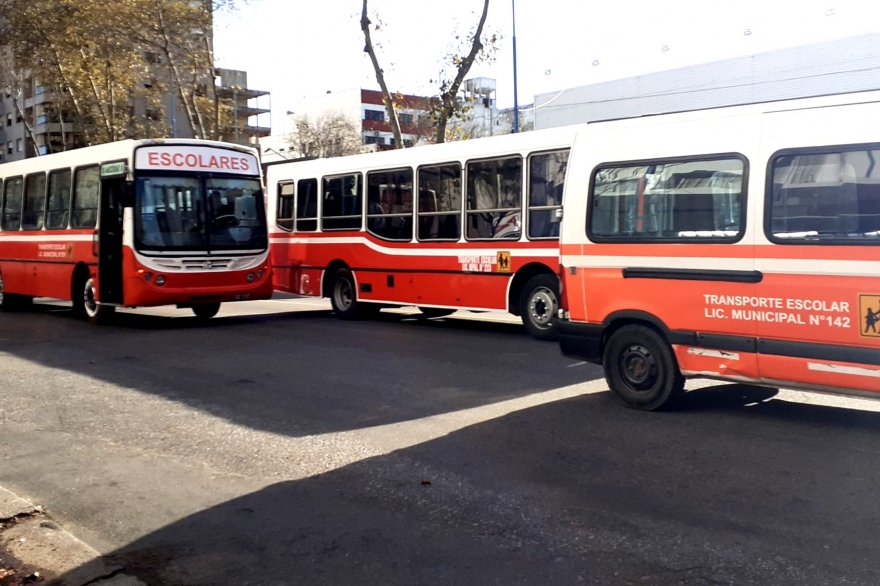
xmin=0 ymin=139 xmax=258 ymax=179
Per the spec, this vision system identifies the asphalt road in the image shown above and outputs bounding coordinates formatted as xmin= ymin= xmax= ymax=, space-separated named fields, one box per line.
xmin=1 ymin=298 xmax=880 ymax=585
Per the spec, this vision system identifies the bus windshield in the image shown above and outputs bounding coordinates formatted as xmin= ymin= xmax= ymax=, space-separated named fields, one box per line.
xmin=135 ymin=175 xmax=267 ymax=253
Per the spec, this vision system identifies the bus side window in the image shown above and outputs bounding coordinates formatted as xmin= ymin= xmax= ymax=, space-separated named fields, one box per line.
xmin=46 ymin=169 xmax=72 ymax=229
xmin=322 ymin=173 xmax=362 ymax=231
xmin=528 ymin=150 xmax=568 ymax=240
xmin=466 ymin=156 xmax=522 ymax=241
xmin=71 ymin=166 xmax=100 ymax=229
xmin=417 ymin=163 xmax=461 ymax=241
xmin=2 ymin=176 xmax=23 ymax=231
xmin=367 ymin=168 xmax=413 ymax=241
xmin=22 ymin=172 xmax=47 ymax=231
xmin=277 ymin=182 xmax=294 ymax=231
xmin=296 ymin=179 xmax=318 ymax=232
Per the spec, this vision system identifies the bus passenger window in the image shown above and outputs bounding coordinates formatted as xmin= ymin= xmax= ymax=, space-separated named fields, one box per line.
xmin=22 ymin=173 xmax=46 ymax=230
xmin=72 ymin=167 xmax=100 ymax=229
xmin=466 ymin=156 xmax=522 ymax=240
xmin=418 ymin=164 xmax=461 ymax=241
xmin=367 ymin=168 xmax=413 ymax=241
xmin=528 ymin=150 xmax=568 ymax=239
xmin=46 ymin=170 xmax=72 ymax=229
xmin=769 ymin=146 xmax=880 ymax=243
xmin=589 ymin=156 xmax=745 ymax=241
xmin=296 ymin=179 xmax=318 ymax=232
xmin=277 ymin=182 xmax=294 ymax=231
xmin=2 ymin=176 xmax=23 ymax=231
xmin=322 ymin=174 xmax=362 ymax=231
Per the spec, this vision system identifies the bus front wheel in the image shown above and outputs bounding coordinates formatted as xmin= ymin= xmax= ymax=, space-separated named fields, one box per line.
xmin=80 ymin=277 xmax=114 ymax=326
xmin=520 ymin=274 xmax=560 ymax=341
xmin=192 ymin=303 xmax=221 ymax=320
xmin=603 ymin=325 xmax=684 ymax=411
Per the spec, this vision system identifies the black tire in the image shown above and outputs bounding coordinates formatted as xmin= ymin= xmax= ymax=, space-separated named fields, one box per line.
xmin=192 ymin=303 xmax=221 ymax=320
xmin=603 ymin=324 xmax=684 ymax=411
xmin=329 ymin=268 xmax=377 ymax=320
xmin=519 ymin=274 xmax=560 ymax=341
xmin=0 ymin=271 xmax=32 ymax=312
xmin=417 ymin=307 xmax=456 ymax=319
xmin=82 ymin=277 xmax=115 ymax=326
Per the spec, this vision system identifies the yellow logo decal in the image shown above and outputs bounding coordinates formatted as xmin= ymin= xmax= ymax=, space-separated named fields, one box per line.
xmin=859 ymin=295 xmax=880 ymax=338
xmin=497 ymin=251 xmax=511 ymax=273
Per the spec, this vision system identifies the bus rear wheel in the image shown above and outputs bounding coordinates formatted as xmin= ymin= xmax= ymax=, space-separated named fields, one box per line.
xmin=0 ymin=271 xmax=32 ymax=312
xmin=192 ymin=303 xmax=221 ymax=320
xmin=603 ymin=324 xmax=684 ymax=411
xmin=520 ymin=274 xmax=560 ymax=341
xmin=81 ymin=277 xmax=114 ymax=326
xmin=330 ymin=268 xmax=377 ymax=320
xmin=417 ymin=307 xmax=455 ymax=319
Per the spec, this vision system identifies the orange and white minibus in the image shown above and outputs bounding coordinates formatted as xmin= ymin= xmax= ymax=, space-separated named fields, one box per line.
xmin=266 ymin=127 xmax=577 ymax=340
xmin=0 ymin=139 xmax=272 ymax=324
xmin=558 ymin=91 xmax=880 ymax=408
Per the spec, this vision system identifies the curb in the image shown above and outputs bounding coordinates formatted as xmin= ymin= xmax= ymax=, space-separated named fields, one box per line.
xmin=0 ymin=487 xmax=144 ymax=586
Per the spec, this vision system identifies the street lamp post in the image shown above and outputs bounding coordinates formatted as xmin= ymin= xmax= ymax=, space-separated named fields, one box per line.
xmin=512 ymin=0 xmax=519 ymax=133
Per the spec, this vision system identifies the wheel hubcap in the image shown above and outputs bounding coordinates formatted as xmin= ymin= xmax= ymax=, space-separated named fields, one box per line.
xmin=620 ymin=344 xmax=658 ymax=392
xmin=84 ymin=279 xmax=98 ymax=317
xmin=529 ymin=287 xmax=558 ymax=328
xmin=335 ymin=280 xmax=353 ymax=311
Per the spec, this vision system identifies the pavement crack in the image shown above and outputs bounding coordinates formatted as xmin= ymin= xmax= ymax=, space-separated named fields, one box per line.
xmin=77 ymin=567 xmax=127 ymax=586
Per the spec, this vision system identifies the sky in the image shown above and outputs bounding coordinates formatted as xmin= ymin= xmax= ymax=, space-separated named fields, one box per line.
xmin=214 ymin=0 xmax=880 ymax=133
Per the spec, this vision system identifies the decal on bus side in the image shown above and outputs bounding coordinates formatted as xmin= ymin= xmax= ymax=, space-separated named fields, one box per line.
xmin=860 ymin=295 xmax=880 ymax=338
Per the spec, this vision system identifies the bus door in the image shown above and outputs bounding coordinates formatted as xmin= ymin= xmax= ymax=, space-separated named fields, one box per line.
xmin=97 ymin=171 xmax=126 ymax=305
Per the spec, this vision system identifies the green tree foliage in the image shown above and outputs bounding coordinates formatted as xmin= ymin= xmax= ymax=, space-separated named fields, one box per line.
xmin=0 ymin=0 xmax=241 ymax=150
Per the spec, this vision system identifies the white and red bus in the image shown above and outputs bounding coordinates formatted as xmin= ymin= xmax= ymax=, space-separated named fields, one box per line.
xmin=265 ymin=127 xmax=578 ymax=339
xmin=557 ymin=91 xmax=880 ymax=408
xmin=0 ymin=139 xmax=273 ymax=324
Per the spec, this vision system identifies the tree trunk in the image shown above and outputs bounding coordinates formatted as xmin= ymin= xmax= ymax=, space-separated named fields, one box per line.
xmin=434 ymin=0 xmax=490 ymax=144
xmin=360 ymin=0 xmax=404 ymax=149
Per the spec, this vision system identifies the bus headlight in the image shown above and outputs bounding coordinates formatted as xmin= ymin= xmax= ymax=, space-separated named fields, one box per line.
xmin=246 ymin=272 xmax=256 ymax=283
xmin=155 ymin=275 xmax=166 ymax=286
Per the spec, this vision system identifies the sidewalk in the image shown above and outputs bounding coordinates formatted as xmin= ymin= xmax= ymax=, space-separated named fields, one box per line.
xmin=0 ymin=487 xmax=142 ymax=586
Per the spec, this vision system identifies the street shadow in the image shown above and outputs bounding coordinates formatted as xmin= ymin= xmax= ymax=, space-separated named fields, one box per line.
xmin=0 ymin=301 xmax=597 ymax=438
xmin=56 ymin=384 xmax=880 ymax=586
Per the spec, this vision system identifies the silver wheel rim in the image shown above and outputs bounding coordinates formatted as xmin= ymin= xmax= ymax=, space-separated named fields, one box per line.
xmin=334 ymin=278 xmax=353 ymax=311
xmin=84 ymin=278 xmax=99 ymax=317
xmin=528 ymin=287 xmax=558 ymax=329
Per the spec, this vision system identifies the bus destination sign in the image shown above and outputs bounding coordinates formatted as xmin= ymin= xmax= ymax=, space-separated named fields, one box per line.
xmin=135 ymin=146 xmax=259 ymax=176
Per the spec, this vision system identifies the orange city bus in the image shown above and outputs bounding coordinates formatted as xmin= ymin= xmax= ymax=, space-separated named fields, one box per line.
xmin=265 ymin=127 xmax=578 ymax=340
xmin=557 ymin=91 xmax=880 ymax=409
xmin=0 ymin=139 xmax=273 ymax=324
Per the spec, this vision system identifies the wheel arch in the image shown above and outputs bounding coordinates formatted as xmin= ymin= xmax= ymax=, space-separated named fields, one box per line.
xmin=70 ymin=262 xmax=92 ymax=300
xmin=321 ymin=260 xmax=351 ymax=298
xmin=507 ymin=262 xmax=559 ymax=316
xmin=601 ymin=310 xmax=674 ymax=357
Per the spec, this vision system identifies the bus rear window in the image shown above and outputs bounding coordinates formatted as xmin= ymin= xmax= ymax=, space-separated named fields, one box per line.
xmin=769 ymin=146 xmax=880 ymax=243
xmin=589 ymin=156 xmax=745 ymax=242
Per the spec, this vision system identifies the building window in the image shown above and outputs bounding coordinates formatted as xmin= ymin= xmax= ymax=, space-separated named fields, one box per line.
xmin=364 ymin=135 xmax=382 ymax=145
xmin=364 ymin=109 xmax=384 ymax=122
xmin=6 ymin=142 xmax=12 ymax=155
xmin=418 ymin=163 xmax=461 ymax=241
xmin=16 ymin=139 xmax=22 ymax=153
xmin=5 ymin=114 xmax=11 ymax=127
xmin=321 ymin=174 xmax=361 ymax=231
xmin=466 ymin=156 xmax=523 ymax=240
xmin=768 ymin=145 xmax=880 ymax=243
xmin=528 ymin=150 xmax=569 ymax=239
xmin=367 ymin=168 xmax=413 ymax=241
xmin=398 ymin=113 xmax=413 ymax=126
xmin=589 ymin=156 xmax=745 ymax=242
